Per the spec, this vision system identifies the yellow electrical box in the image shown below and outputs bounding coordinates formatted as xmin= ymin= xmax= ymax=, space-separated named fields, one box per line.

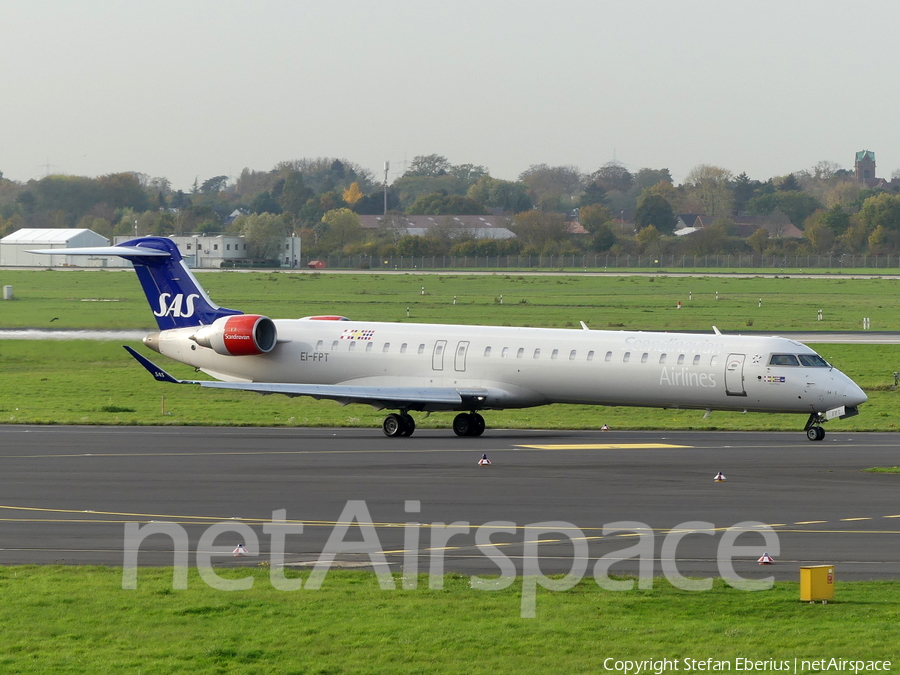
xmin=800 ymin=565 xmax=834 ymax=602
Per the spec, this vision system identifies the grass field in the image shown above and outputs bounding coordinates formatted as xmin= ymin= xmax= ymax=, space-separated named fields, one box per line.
xmin=0 ymin=339 xmax=898 ymax=430
xmin=0 ymin=567 xmax=897 ymax=674
xmin=2 ymin=270 xmax=900 ymax=673
xmin=2 ymin=270 xmax=900 ymax=430
xmin=3 ymin=268 xmax=900 ymax=331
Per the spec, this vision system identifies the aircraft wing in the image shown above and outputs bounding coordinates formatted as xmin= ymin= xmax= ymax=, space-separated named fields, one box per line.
xmin=123 ymin=346 xmax=481 ymax=408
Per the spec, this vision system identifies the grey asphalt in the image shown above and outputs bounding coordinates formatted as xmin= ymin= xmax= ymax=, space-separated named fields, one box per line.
xmin=1 ymin=425 xmax=899 ymax=583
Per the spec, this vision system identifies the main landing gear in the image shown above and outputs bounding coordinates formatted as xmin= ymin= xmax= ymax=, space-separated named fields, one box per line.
xmin=452 ymin=412 xmax=486 ymax=437
xmin=382 ymin=412 xmax=416 ymax=437
xmin=380 ymin=411 xmax=486 ymax=438
xmin=804 ymin=413 xmax=826 ymax=441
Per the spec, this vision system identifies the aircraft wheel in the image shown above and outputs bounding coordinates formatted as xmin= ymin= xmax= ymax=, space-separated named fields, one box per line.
xmin=452 ymin=413 xmax=472 ymax=437
xmin=400 ymin=414 xmax=416 ymax=437
xmin=383 ymin=413 xmax=406 ymax=438
xmin=806 ymin=426 xmax=825 ymax=441
xmin=471 ymin=413 xmax=486 ymax=437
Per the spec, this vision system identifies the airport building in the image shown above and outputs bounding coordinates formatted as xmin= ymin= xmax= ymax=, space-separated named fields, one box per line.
xmin=0 ymin=228 xmax=129 ymax=267
xmin=1 ymin=229 xmax=300 ymax=269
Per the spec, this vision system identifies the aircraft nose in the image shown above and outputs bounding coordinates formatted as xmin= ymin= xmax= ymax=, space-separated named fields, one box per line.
xmin=843 ymin=379 xmax=867 ymax=407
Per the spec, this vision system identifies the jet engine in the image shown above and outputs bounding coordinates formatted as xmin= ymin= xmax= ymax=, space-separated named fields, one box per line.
xmin=192 ymin=315 xmax=277 ymax=356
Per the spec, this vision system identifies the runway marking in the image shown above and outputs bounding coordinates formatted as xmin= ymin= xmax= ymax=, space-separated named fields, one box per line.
xmin=884 ymin=515 xmax=900 ymax=518
xmin=794 ymin=520 xmax=827 ymax=525
xmin=514 ymin=443 xmax=689 ymax=450
xmin=840 ymin=517 xmax=872 ymax=521
xmin=1 ymin=443 xmax=691 ymax=460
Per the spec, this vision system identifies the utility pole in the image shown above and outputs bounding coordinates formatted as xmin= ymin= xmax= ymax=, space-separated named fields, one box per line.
xmin=383 ymin=161 xmax=390 ymax=216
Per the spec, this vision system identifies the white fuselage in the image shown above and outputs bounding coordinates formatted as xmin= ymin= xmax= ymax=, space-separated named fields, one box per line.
xmin=148 ymin=319 xmax=866 ymax=415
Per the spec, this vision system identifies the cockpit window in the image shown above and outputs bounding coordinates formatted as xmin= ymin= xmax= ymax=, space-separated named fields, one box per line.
xmin=798 ymin=354 xmax=830 ymax=367
xmin=769 ymin=354 xmax=800 ymax=366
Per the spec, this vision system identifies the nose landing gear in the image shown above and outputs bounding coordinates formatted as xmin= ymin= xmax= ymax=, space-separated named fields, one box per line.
xmin=804 ymin=413 xmax=826 ymax=441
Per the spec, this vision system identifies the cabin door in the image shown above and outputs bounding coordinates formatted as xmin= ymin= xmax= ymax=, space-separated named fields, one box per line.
xmin=725 ymin=353 xmax=747 ymax=396
xmin=454 ymin=341 xmax=470 ymax=372
xmin=432 ymin=340 xmax=447 ymax=371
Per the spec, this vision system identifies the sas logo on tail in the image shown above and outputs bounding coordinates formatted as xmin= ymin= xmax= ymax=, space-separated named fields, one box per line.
xmin=154 ymin=293 xmax=201 ymax=318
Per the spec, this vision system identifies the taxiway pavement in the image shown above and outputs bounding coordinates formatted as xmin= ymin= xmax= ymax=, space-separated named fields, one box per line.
xmin=1 ymin=425 xmax=898 ymax=582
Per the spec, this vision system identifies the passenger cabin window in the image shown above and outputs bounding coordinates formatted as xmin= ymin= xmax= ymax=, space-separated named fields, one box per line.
xmin=569 ymin=350 xmax=577 ymax=361
xmin=331 ymin=340 xmax=339 ymax=351
xmin=502 ymin=347 xmax=509 ymax=358
xmin=484 ymin=346 xmax=491 ymax=357
xmin=349 ymin=341 xmax=356 ymax=352
xmin=693 ymin=355 xmax=701 ymax=365
xmin=587 ymin=350 xmax=594 ymax=361
xmin=552 ymin=349 xmax=559 ymax=360
xmin=400 ymin=343 xmax=407 ymax=354
xmin=659 ymin=354 xmax=667 ymax=364
xmin=605 ymin=351 xmax=612 ymax=362
xmin=533 ymin=348 xmax=540 ymax=359
xmin=366 ymin=342 xmax=373 ymax=353
xmin=769 ymin=354 xmax=800 ymax=366
xmin=711 ymin=355 xmax=718 ymax=366
xmin=383 ymin=343 xmax=391 ymax=353
xmin=641 ymin=353 xmax=648 ymax=364
xmin=316 ymin=340 xmax=323 ymax=350
xmin=418 ymin=344 xmax=425 ymax=354
xmin=677 ymin=354 xmax=685 ymax=365
xmin=623 ymin=352 xmax=630 ymax=363
xmin=517 ymin=348 xmax=524 ymax=359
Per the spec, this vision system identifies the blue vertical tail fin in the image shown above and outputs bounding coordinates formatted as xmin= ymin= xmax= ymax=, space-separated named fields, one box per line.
xmin=115 ymin=237 xmax=243 ymax=330
xmin=27 ymin=236 xmax=243 ymax=329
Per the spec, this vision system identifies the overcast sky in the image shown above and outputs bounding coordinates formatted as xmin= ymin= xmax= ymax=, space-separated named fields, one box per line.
xmin=2 ymin=1 xmax=899 ymax=191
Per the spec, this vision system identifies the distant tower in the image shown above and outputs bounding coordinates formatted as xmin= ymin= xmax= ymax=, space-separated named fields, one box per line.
xmin=855 ymin=150 xmax=877 ymax=186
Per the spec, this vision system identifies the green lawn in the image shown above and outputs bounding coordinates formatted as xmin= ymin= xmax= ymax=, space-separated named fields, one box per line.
xmin=2 ymin=269 xmax=899 ymax=431
xmin=0 ymin=567 xmax=896 ymax=674
xmin=2 ymin=268 xmax=900 ymax=331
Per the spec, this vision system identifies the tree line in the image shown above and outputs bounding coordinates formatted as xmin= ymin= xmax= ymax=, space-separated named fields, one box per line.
xmin=2 ymin=155 xmax=900 ymax=262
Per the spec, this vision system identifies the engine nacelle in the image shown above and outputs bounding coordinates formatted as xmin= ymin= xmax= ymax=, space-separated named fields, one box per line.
xmin=192 ymin=315 xmax=277 ymax=356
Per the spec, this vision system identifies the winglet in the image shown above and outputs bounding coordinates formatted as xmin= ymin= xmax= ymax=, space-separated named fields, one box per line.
xmin=123 ymin=345 xmax=191 ymax=384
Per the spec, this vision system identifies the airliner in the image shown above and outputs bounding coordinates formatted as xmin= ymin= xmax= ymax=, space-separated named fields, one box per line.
xmin=30 ymin=237 xmax=866 ymax=440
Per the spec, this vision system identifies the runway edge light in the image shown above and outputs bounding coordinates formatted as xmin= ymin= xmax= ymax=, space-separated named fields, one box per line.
xmin=714 ymin=471 xmax=726 ymax=482
xmin=478 ymin=453 xmax=491 ymax=466
xmin=233 ymin=543 xmax=249 ymax=557
xmin=758 ymin=552 xmax=775 ymax=564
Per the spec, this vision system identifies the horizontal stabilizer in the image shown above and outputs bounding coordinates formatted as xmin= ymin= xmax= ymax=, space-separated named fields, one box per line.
xmin=27 ymin=246 xmax=171 ymax=257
